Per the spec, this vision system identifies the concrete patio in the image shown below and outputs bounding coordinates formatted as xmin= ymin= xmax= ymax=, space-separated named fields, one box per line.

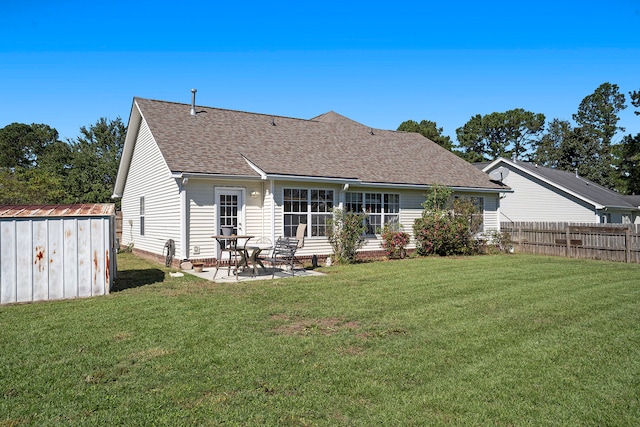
xmin=184 ymin=264 xmax=325 ymax=283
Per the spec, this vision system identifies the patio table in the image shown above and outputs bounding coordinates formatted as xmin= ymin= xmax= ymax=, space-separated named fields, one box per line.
xmin=212 ymin=235 xmax=254 ymax=280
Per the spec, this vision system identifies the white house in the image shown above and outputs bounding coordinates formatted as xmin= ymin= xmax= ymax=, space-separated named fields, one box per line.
xmin=112 ymin=95 xmax=506 ymax=266
xmin=482 ymin=158 xmax=640 ymax=224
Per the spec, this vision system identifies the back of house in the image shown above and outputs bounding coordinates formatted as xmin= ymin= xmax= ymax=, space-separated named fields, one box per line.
xmin=113 ymin=95 xmax=506 ymax=266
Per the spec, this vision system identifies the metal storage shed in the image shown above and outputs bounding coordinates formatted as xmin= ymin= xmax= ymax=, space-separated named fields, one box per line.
xmin=0 ymin=204 xmax=117 ymax=304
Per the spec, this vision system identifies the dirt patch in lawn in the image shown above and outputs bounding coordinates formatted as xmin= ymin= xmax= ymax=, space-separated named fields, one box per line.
xmin=270 ymin=314 xmax=359 ymax=336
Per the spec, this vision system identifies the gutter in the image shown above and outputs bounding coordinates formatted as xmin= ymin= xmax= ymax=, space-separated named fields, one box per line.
xmin=170 ymin=172 xmax=509 ymax=194
xmin=242 ymin=155 xmax=507 ymax=193
xmin=603 ymin=205 xmax=639 ymax=211
xmin=170 ymin=171 xmax=264 ymax=181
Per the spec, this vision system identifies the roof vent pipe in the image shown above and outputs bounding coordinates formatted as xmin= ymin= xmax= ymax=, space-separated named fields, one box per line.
xmin=190 ymin=88 xmax=197 ymax=116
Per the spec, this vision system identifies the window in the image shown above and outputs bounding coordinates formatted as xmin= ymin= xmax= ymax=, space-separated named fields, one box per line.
xmin=345 ymin=192 xmax=400 ymax=234
xmin=453 ymin=195 xmax=484 ymax=233
xmin=139 ymin=196 xmax=145 ymax=236
xmin=284 ymin=189 xmax=334 ymax=237
xmin=218 ymin=193 xmax=239 ymax=234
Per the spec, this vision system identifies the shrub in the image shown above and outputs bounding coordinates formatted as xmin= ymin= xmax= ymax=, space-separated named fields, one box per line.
xmin=483 ymin=229 xmax=514 ymax=254
xmin=413 ymin=185 xmax=481 ymax=256
xmin=326 ymin=208 xmax=367 ymax=264
xmin=413 ymin=211 xmax=475 ymax=256
xmin=381 ymin=224 xmax=410 ymax=259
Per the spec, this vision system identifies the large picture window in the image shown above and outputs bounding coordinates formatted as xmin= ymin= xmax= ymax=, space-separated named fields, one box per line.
xmin=284 ymin=189 xmax=334 ymax=237
xmin=345 ymin=192 xmax=400 ymax=234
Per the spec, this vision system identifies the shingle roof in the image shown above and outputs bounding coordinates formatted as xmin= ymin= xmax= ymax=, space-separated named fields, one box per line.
xmin=486 ymin=159 xmax=636 ymax=209
xmin=623 ymin=195 xmax=640 ymax=207
xmin=134 ymin=97 xmax=503 ymax=190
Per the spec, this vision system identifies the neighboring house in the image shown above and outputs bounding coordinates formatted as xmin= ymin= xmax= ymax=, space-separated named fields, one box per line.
xmin=624 ymin=195 xmax=640 ymax=212
xmin=482 ymin=158 xmax=640 ymax=224
xmin=112 ymin=96 xmax=506 ymax=265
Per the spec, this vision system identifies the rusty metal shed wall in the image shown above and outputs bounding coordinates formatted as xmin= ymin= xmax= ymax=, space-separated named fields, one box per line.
xmin=0 ymin=204 xmax=116 ymax=305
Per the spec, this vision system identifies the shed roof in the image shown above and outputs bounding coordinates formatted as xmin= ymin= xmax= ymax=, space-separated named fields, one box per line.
xmin=129 ymin=97 xmax=503 ymax=191
xmin=0 ymin=204 xmax=116 ymax=218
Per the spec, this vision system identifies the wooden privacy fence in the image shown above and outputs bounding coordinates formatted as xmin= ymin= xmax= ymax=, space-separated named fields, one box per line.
xmin=500 ymin=222 xmax=640 ymax=264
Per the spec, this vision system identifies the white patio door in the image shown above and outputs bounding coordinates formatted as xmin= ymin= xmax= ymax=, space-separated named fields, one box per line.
xmin=216 ymin=188 xmax=244 ymax=236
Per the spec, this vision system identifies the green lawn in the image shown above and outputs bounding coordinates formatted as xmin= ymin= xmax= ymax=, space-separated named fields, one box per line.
xmin=1 ymin=253 xmax=639 ymax=426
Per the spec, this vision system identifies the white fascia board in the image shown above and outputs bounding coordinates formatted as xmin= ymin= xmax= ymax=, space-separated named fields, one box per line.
xmin=449 ymin=186 xmax=513 ymax=194
xmin=482 ymin=158 xmax=504 ymax=172
xmin=112 ymin=100 xmax=142 ymax=198
xmin=173 ymin=172 xmax=264 ymax=181
xmin=353 ymin=182 xmax=508 ymax=193
xmin=603 ymin=205 xmax=639 ymax=211
xmin=264 ymin=174 xmax=361 ymax=186
xmin=263 ymin=175 xmax=509 ymax=194
xmin=489 ymin=158 xmax=602 ymax=208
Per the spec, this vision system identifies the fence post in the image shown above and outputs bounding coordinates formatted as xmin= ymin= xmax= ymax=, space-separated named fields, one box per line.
xmin=565 ymin=227 xmax=571 ymax=257
xmin=626 ymin=227 xmax=632 ymax=263
xmin=518 ymin=225 xmax=522 ymax=252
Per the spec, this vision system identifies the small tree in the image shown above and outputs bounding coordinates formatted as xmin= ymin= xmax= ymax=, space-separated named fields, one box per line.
xmin=422 ymin=184 xmax=452 ymax=212
xmin=326 ymin=208 xmax=367 ymax=264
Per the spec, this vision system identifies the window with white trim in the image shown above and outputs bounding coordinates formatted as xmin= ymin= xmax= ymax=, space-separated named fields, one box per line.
xmin=453 ymin=195 xmax=484 ymax=232
xmin=284 ymin=189 xmax=334 ymax=237
xmin=139 ymin=196 xmax=145 ymax=236
xmin=345 ymin=192 xmax=400 ymax=234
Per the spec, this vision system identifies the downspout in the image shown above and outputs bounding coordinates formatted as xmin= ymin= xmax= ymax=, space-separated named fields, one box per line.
xmin=339 ymin=183 xmax=349 ymax=209
xmin=269 ymin=180 xmax=276 ymax=244
xmin=260 ymin=180 xmax=266 ymax=238
xmin=180 ymin=177 xmax=189 ymax=260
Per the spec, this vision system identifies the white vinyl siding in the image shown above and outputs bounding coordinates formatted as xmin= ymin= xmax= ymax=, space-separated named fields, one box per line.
xmin=186 ymin=180 xmax=217 ymax=259
xmin=482 ymin=194 xmax=499 ymax=231
xmin=247 ymin=183 xmax=272 ymax=242
xmin=120 ymin=119 xmax=182 ymax=256
xmin=187 ymin=180 xmax=270 ymax=259
xmin=495 ymin=165 xmax=598 ymax=223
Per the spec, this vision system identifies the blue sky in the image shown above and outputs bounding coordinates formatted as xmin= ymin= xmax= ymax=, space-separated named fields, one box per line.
xmin=2 ymin=0 xmax=639 ymax=146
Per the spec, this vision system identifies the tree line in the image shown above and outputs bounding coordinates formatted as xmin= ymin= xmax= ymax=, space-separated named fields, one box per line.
xmin=399 ymin=82 xmax=640 ymax=195
xmin=0 ymin=118 xmax=125 ymax=205
xmin=1 ymin=82 xmax=638 ymax=206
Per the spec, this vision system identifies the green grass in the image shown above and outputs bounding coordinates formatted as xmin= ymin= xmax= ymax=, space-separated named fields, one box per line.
xmin=1 ymin=253 xmax=639 ymax=426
